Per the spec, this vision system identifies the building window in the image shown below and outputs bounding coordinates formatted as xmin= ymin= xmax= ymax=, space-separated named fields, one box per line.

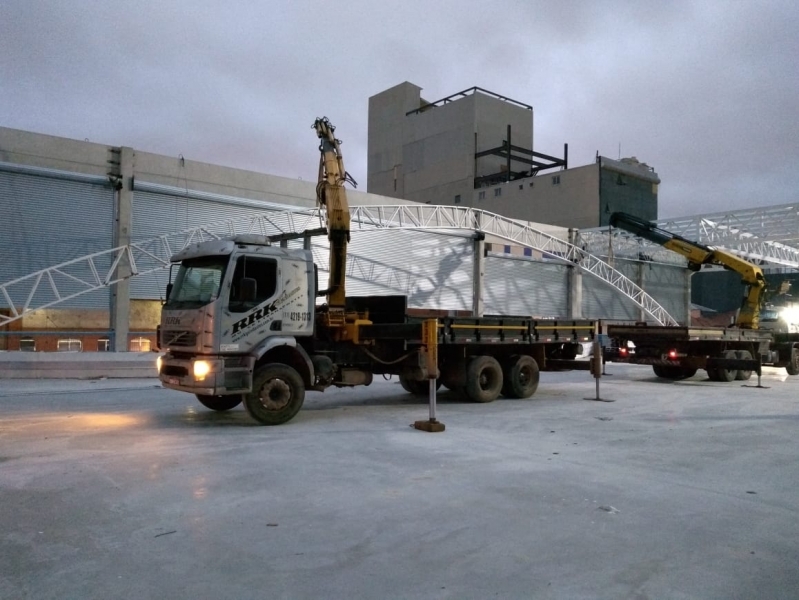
xmin=97 ymin=338 xmax=110 ymax=352
xmin=57 ymin=339 xmax=82 ymax=352
xmin=494 ymin=188 xmax=502 ymax=197
xmin=478 ymin=190 xmax=486 ymax=200
xmin=130 ymin=337 xmax=151 ymax=352
xmin=454 ymin=194 xmax=461 ymax=204
xmin=19 ymin=338 xmax=36 ymax=352
xmin=552 ymin=175 xmax=561 ymax=185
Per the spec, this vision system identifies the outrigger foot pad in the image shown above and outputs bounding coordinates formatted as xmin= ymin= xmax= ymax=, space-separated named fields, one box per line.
xmin=413 ymin=419 xmax=446 ymax=432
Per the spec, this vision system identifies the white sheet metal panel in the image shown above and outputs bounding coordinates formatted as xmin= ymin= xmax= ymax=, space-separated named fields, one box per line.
xmin=314 ymin=229 xmax=475 ymax=312
xmin=130 ymin=186 xmax=315 ymax=299
xmin=582 ymin=258 xmax=641 ymax=321
xmin=642 ymin=262 xmax=688 ymax=324
xmin=0 ymin=168 xmax=114 ymax=308
xmin=484 ymin=255 xmax=569 ymax=317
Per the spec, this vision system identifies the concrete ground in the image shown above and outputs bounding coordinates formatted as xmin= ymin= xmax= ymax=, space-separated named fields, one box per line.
xmin=1 ymin=365 xmax=798 ymax=600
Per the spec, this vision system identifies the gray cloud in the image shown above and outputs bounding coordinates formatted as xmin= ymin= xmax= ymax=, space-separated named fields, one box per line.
xmin=2 ymin=0 xmax=797 ymax=219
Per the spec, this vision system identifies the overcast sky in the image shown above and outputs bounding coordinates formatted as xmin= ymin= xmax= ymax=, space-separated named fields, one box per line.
xmin=2 ymin=0 xmax=798 ymax=219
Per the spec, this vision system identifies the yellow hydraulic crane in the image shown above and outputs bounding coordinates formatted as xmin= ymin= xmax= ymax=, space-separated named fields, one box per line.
xmin=609 ymin=212 xmax=767 ymax=329
xmin=312 ymin=117 xmax=357 ymax=329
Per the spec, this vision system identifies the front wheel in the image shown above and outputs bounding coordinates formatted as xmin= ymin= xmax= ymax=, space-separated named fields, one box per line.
xmin=195 ymin=394 xmax=243 ymax=412
xmin=244 ymin=363 xmax=305 ymax=425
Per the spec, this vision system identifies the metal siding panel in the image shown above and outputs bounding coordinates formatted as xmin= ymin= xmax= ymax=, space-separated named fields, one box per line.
xmin=582 ymin=259 xmax=640 ymax=321
xmin=130 ymin=190 xmax=304 ymax=299
xmin=643 ymin=263 xmax=688 ymax=324
xmin=484 ymin=255 xmax=569 ymax=317
xmin=0 ymin=170 xmax=113 ymax=308
xmin=313 ymin=229 xmax=474 ymax=312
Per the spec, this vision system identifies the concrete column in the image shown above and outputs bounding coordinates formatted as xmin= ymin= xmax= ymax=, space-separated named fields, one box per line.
xmin=472 ymin=234 xmax=485 ymax=317
xmin=637 ymin=261 xmax=647 ymax=322
xmin=568 ymin=269 xmax=583 ymax=319
xmin=567 ymin=229 xmax=583 ymax=319
xmin=110 ymin=147 xmax=134 ymax=352
xmin=684 ymin=270 xmax=693 ymax=326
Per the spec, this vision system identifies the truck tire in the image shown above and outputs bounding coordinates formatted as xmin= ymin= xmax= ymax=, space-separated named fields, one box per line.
xmin=399 ymin=374 xmax=439 ymax=396
xmin=715 ymin=350 xmax=738 ymax=382
xmin=465 ymin=356 xmax=503 ymax=403
xmin=735 ymin=350 xmax=753 ymax=381
xmin=786 ymin=348 xmax=799 ymax=376
xmin=195 ymin=394 xmax=243 ymax=412
xmin=244 ymin=363 xmax=305 ymax=425
xmin=501 ymin=355 xmax=539 ymax=399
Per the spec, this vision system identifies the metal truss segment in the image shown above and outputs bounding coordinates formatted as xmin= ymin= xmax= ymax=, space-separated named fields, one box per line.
xmin=1 ymin=203 xmax=678 ymax=327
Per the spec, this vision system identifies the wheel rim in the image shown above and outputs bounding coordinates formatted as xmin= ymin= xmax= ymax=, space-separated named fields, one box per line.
xmin=257 ymin=378 xmax=292 ymax=411
xmin=479 ymin=369 xmax=497 ymax=391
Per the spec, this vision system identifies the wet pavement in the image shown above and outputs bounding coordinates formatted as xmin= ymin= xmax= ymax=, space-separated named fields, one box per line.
xmin=1 ymin=364 xmax=798 ymax=599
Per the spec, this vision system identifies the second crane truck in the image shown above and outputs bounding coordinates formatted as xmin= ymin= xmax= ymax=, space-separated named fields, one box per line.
xmin=605 ymin=212 xmax=799 ymax=381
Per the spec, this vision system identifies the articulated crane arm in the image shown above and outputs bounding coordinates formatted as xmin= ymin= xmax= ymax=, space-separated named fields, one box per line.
xmin=609 ymin=212 xmax=767 ymax=329
xmin=313 ymin=117 xmax=357 ymax=326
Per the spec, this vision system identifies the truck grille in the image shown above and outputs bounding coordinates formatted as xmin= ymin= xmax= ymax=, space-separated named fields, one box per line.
xmin=161 ymin=330 xmax=197 ymax=347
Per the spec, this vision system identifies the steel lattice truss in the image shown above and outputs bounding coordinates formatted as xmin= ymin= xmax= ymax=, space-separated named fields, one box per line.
xmin=0 ymin=204 xmax=678 ymax=327
xmin=349 ymin=205 xmax=677 ymax=325
xmin=575 ymin=229 xmax=687 ymax=267
xmin=656 ymin=203 xmax=799 ymax=267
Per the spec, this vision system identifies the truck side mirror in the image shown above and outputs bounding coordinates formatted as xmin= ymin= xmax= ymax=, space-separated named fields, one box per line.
xmin=165 ymin=283 xmax=173 ymax=301
xmin=240 ymin=277 xmax=257 ymax=302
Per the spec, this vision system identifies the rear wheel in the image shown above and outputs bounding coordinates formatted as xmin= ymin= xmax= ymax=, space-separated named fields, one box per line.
xmin=735 ymin=350 xmax=753 ymax=381
xmin=501 ymin=355 xmax=540 ymax=398
xmin=195 ymin=394 xmax=243 ymax=411
xmin=715 ymin=350 xmax=738 ymax=382
xmin=244 ymin=363 xmax=305 ymax=425
xmin=786 ymin=348 xmax=799 ymax=376
xmin=465 ymin=356 xmax=503 ymax=403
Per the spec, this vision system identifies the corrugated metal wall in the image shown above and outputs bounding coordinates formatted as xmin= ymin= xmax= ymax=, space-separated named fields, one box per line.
xmin=1 ymin=169 xmax=689 ymax=323
xmin=484 ymin=255 xmax=569 ymax=317
xmin=582 ymin=258 xmax=687 ymax=324
xmin=642 ymin=261 xmax=688 ymax=324
xmin=315 ymin=229 xmax=475 ymax=311
xmin=0 ymin=166 xmax=114 ymax=308
xmin=130 ymin=182 xmax=307 ymax=299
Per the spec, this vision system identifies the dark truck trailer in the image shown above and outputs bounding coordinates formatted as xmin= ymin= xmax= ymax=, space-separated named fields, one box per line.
xmin=605 ymin=323 xmax=799 ymax=382
xmin=350 ymin=300 xmax=594 ymax=400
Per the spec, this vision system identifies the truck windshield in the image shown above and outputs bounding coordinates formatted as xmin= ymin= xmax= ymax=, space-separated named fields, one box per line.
xmin=165 ymin=256 xmax=229 ymax=309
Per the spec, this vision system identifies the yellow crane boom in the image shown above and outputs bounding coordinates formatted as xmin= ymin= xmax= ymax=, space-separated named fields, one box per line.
xmin=609 ymin=212 xmax=767 ymax=329
xmin=312 ymin=117 xmax=356 ymax=324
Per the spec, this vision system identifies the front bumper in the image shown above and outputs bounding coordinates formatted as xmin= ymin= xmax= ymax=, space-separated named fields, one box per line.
xmin=157 ymin=352 xmax=254 ymax=395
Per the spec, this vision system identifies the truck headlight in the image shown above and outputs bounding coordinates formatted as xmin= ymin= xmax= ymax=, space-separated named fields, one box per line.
xmin=156 ymin=355 xmax=163 ymax=374
xmin=193 ymin=360 xmax=211 ymax=380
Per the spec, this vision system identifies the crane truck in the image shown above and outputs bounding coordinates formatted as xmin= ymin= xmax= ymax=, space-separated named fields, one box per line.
xmin=155 ymin=118 xmax=595 ymax=425
xmin=604 ymin=212 xmax=799 ymax=381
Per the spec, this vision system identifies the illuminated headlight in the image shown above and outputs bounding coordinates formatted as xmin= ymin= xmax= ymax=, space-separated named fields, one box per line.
xmin=193 ymin=360 xmax=211 ymax=380
xmin=156 ymin=355 xmax=163 ymax=373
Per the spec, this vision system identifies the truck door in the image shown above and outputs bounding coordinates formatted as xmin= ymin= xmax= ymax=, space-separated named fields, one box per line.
xmin=221 ymin=255 xmax=282 ymax=349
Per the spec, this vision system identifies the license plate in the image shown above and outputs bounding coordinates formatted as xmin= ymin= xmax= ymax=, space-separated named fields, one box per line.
xmin=166 ymin=377 xmax=179 ymax=385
